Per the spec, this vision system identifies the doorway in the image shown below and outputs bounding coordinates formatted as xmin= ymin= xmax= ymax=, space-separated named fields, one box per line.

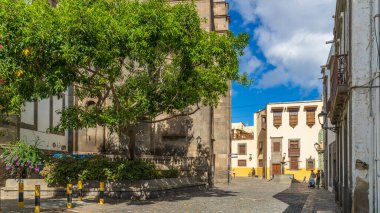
xmin=272 ymin=164 xmax=281 ymax=175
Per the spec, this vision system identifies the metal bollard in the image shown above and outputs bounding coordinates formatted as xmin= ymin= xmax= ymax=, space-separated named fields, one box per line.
xmin=99 ymin=181 xmax=104 ymax=205
xmin=67 ymin=184 xmax=72 ymax=209
xmin=18 ymin=182 xmax=24 ymax=208
xmin=34 ymin=185 xmax=41 ymax=213
xmin=78 ymin=180 xmax=83 ymax=201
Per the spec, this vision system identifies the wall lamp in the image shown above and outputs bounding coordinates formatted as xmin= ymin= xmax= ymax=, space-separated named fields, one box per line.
xmin=314 ymin=142 xmax=324 ymax=153
xmin=317 ymin=111 xmax=337 ymax=132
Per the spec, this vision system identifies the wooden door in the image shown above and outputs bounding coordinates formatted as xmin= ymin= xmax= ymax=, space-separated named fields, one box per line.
xmin=272 ymin=164 xmax=281 ymax=175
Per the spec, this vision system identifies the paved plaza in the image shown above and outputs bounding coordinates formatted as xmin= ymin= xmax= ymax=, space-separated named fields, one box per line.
xmin=0 ymin=178 xmax=339 ymax=213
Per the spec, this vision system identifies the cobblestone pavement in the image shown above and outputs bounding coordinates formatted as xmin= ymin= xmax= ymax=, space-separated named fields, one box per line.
xmin=0 ymin=178 xmax=339 ymax=213
xmin=301 ymin=187 xmax=341 ymax=213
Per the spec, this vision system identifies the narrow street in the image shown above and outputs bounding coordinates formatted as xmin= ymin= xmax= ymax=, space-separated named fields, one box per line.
xmin=0 ymin=178 xmax=339 ymax=213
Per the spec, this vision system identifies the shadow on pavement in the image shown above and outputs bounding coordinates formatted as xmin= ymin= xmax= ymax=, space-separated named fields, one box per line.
xmin=0 ymin=197 xmax=89 ymax=212
xmin=126 ymin=187 xmax=238 ymax=206
xmin=0 ymin=187 xmax=238 ymax=211
xmin=273 ymin=182 xmax=311 ymax=213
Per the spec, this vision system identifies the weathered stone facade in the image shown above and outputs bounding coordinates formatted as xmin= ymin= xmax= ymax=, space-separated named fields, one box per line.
xmin=17 ymin=0 xmax=232 ymax=184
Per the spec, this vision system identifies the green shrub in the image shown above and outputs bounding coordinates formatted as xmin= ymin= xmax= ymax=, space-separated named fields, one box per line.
xmin=156 ymin=169 xmax=179 ymax=179
xmin=78 ymin=156 xmax=111 ymax=181
xmin=116 ymin=161 xmax=157 ymax=181
xmin=40 ymin=156 xmax=85 ymax=186
xmin=40 ymin=156 xmax=169 ymax=186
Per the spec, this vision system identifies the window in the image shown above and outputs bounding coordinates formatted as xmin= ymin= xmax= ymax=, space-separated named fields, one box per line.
xmin=259 ymin=159 xmax=263 ymax=167
xmin=290 ymin=157 xmax=299 ymax=170
xmin=289 ymin=140 xmax=299 ymax=149
xmin=306 ymin=158 xmax=315 ymax=170
xmin=288 ymin=140 xmax=300 ymax=157
xmin=259 ymin=141 xmax=263 ymax=154
xmin=238 ymin=160 xmax=247 ymax=167
xmin=289 ymin=110 xmax=298 ymax=128
xmin=262 ymin=116 xmax=266 ymax=124
xmin=304 ymin=106 xmax=317 ymax=127
xmin=273 ymin=111 xmax=282 ymax=128
xmin=273 ymin=142 xmax=281 ymax=152
xmin=238 ymin=143 xmax=247 ymax=155
xmin=306 ymin=110 xmax=315 ymax=127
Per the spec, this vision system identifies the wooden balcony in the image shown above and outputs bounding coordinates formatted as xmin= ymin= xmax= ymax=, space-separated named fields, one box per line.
xmin=329 ymin=54 xmax=349 ymax=124
xmin=232 ymin=132 xmax=254 ymax=140
xmin=288 ymin=148 xmax=300 ymax=157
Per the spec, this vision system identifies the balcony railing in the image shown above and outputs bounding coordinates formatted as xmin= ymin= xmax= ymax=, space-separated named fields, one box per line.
xmin=329 ymin=54 xmax=349 ymax=124
xmin=288 ymin=148 xmax=300 ymax=157
xmin=232 ymin=132 xmax=254 ymax=140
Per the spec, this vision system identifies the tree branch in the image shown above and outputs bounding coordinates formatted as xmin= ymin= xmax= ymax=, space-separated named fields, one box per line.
xmin=140 ymin=104 xmax=201 ymax=123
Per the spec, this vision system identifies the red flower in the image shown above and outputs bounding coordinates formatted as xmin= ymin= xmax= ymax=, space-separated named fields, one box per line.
xmin=0 ymin=44 xmax=3 ymax=49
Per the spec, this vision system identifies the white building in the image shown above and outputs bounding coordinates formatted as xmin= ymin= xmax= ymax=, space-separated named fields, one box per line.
xmin=265 ymin=100 xmax=323 ymax=181
xmin=322 ymin=0 xmax=380 ymax=211
xmin=231 ymin=122 xmax=256 ymax=177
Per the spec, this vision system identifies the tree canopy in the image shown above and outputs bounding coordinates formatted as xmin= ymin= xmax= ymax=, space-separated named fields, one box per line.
xmin=0 ymin=0 xmax=250 ymax=135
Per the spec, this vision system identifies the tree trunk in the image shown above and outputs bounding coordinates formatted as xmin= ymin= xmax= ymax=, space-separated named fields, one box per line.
xmin=127 ymin=127 xmax=136 ymax=160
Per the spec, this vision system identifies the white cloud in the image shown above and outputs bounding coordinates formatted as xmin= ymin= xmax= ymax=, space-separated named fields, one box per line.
xmin=230 ymin=0 xmax=334 ymax=90
xmin=239 ymin=47 xmax=262 ymax=75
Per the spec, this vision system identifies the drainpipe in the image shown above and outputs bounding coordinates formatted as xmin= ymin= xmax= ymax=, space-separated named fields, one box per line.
xmin=375 ymin=0 xmax=380 ymax=211
xmin=368 ymin=0 xmax=376 ymax=211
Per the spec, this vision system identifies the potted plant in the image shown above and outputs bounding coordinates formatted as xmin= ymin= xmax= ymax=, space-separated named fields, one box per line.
xmin=0 ymin=140 xmax=45 ymax=181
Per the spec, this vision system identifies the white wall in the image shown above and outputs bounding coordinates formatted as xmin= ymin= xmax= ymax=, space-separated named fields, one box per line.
xmin=20 ymin=128 xmax=67 ymax=151
xmin=21 ymin=102 xmax=35 ymax=125
xmin=231 ymin=139 xmax=257 ymax=168
xmin=20 ymin=93 xmax=68 ymax=151
xmin=266 ymin=101 xmax=322 ymax=170
xmin=231 ymin=123 xmax=257 ymax=169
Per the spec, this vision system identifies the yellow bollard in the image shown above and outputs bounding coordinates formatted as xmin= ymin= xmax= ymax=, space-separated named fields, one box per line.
xmin=67 ymin=184 xmax=72 ymax=209
xmin=18 ymin=182 xmax=24 ymax=208
xmin=99 ymin=181 xmax=104 ymax=205
xmin=78 ymin=180 xmax=83 ymax=201
xmin=34 ymin=185 xmax=41 ymax=213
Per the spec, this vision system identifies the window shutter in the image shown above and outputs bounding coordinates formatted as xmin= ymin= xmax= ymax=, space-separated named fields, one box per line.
xmin=273 ymin=142 xmax=280 ymax=152
xmin=238 ymin=144 xmax=246 ymax=155
xmin=238 ymin=160 xmax=247 ymax=167
xmin=289 ymin=111 xmax=298 ymax=128
xmin=306 ymin=110 xmax=316 ymax=127
xmin=273 ymin=111 xmax=282 ymax=128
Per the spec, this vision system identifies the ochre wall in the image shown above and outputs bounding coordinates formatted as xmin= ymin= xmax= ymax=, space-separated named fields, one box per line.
xmin=265 ymin=168 xmax=320 ymax=181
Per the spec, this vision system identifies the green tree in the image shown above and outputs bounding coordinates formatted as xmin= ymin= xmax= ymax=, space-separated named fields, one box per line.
xmin=0 ymin=0 xmax=250 ymax=159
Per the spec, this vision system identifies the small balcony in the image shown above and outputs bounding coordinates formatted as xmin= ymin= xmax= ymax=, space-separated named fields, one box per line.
xmin=329 ymin=54 xmax=349 ymax=124
xmin=232 ymin=132 xmax=254 ymax=140
xmin=288 ymin=148 xmax=300 ymax=157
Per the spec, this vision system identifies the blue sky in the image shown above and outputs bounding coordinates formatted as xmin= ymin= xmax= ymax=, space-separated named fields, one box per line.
xmin=228 ymin=0 xmax=335 ymax=125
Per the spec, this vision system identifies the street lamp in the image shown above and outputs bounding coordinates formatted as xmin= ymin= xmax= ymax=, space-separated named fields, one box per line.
xmin=249 ymin=154 xmax=252 ymax=161
xmin=317 ymin=111 xmax=337 ymax=132
xmin=314 ymin=142 xmax=324 ymax=153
